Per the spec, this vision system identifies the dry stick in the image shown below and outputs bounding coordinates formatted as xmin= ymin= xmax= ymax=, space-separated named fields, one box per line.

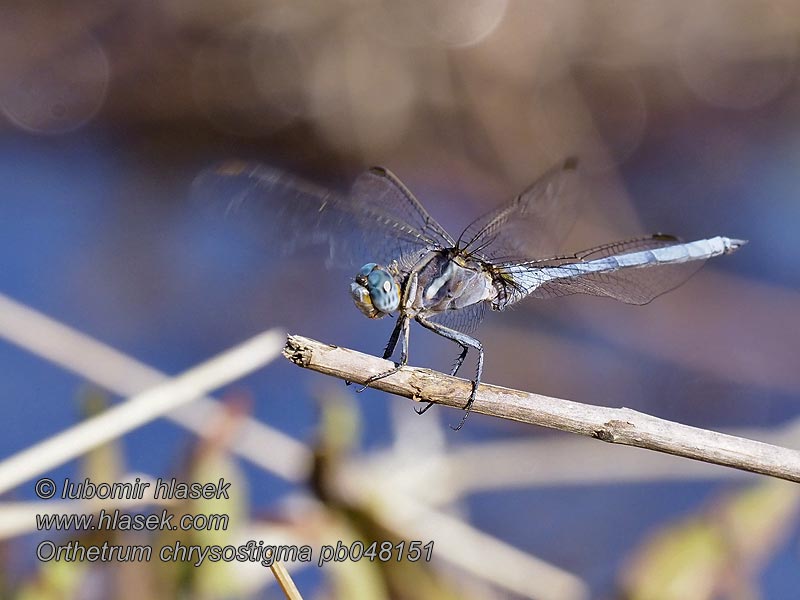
xmin=0 ymin=293 xmax=310 ymax=483
xmin=0 ymin=330 xmax=285 ymax=494
xmin=269 ymin=560 xmax=303 ymax=600
xmin=0 ymin=297 xmax=586 ymax=597
xmin=285 ymin=335 xmax=800 ymax=484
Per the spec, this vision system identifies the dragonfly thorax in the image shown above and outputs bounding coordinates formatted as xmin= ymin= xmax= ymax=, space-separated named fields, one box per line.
xmin=350 ymin=263 xmax=400 ymax=319
xmin=414 ymin=252 xmax=496 ymax=314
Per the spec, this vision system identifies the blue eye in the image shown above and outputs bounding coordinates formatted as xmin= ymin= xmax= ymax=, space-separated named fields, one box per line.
xmin=352 ymin=264 xmax=399 ymax=316
xmin=358 ymin=263 xmax=377 ymax=277
xmin=366 ymin=269 xmax=399 ymax=313
xmin=367 ymin=270 xmax=386 ymax=288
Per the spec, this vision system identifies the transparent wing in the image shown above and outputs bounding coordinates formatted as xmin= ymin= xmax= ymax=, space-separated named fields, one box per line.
xmin=428 ymin=300 xmax=488 ymax=335
xmin=352 ymin=166 xmax=457 ymax=270
xmin=455 ymin=157 xmax=580 ymax=263
xmin=192 ymin=162 xmax=455 ymax=271
xmin=496 ymin=235 xmax=708 ymax=306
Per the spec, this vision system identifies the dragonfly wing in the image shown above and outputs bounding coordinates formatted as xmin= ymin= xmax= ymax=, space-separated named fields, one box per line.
xmin=192 ymin=162 xmax=454 ymax=271
xmin=349 ymin=166 xmax=456 ymax=272
xmin=456 ymin=157 xmax=580 ymax=262
xmin=496 ymin=235 xmax=742 ymax=306
xmin=428 ymin=300 xmax=488 ymax=335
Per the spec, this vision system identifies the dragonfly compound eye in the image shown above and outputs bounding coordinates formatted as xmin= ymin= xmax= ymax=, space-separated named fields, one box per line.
xmin=357 ymin=263 xmax=378 ymax=277
xmin=350 ymin=263 xmax=398 ymax=318
xmin=367 ymin=267 xmax=400 ymax=314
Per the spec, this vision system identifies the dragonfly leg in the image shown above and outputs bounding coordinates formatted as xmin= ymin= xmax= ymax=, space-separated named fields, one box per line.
xmin=356 ymin=315 xmax=410 ymax=392
xmin=382 ymin=316 xmax=405 ymax=360
xmin=449 ymin=346 xmax=469 ymax=377
xmin=347 ymin=316 xmax=404 ymax=386
xmin=415 ymin=316 xmax=483 ymax=430
xmin=413 ymin=345 xmax=470 ymax=415
xmin=357 ymin=268 xmax=422 ymax=392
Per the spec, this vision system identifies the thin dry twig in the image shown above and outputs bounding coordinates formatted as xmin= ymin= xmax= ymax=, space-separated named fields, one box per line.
xmin=0 ymin=293 xmax=310 ymax=483
xmin=284 ymin=335 xmax=800 ymax=484
xmin=0 ymin=294 xmax=586 ymax=599
xmin=269 ymin=560 xmax=304 ymax=600
xmin=336 ymin=474 xmax=590 ymax=600
xmin=0 ymin=329 xmax=285 ymax=494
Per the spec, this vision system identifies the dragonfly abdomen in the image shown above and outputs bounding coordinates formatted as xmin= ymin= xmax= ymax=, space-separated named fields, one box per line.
xmin=497 ymin=236 xmax=746 ymax=307
xmin=544 ymin=236 xmax=744 ymax=279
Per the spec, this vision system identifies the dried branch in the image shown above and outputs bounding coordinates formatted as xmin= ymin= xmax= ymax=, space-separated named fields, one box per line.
xmin=269 ymin=560 xmax=304 ymax=600
xmin=337 ymin=474 xmax=590 ymax=600
xmin=284 ymin=335 xmax=800 ymax=484
xmin=0 ymin=328 xmax=285 ymax=494
xmin=0 ymin=293 xmax=310 ymax=484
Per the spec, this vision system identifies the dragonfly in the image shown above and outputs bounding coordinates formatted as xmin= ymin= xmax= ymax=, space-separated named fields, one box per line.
xmin=195 ymin=158 xmax=746 ymax=430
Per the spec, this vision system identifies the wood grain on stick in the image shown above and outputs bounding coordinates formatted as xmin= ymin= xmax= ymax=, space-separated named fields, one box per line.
xmin=284 ymin=335 xmax=800 ymax=484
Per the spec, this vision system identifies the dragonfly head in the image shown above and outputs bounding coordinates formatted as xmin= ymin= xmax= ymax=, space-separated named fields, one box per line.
xmin=350 ymin=263 xmax=400 ymax=319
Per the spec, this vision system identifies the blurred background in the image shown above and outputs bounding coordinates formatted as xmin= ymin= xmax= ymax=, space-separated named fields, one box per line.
xmin=1 ymin=1 xmax=799 ymax=598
